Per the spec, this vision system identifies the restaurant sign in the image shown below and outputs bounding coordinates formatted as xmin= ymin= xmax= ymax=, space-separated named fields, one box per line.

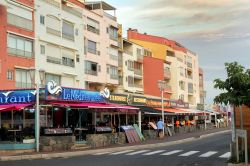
xmin=146 ymin=98 xmax=170 ymax=108
xmin=108 ymin=94 xmax=128 ymax=104
xmin=170 ymin=100 xmax=189 ymax=108
xmin=0 ymin=89 xmax=36 ymax=104
xmin=46 ymin=81 xmax=105 ymax=102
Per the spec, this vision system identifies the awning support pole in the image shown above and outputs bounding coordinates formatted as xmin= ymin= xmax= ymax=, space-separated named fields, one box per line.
xmin=138 ymin=110 xmax=142 ymax=132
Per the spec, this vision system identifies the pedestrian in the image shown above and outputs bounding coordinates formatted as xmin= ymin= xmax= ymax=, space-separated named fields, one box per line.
xmin=157 ymin=118 xmax=164 ymax=138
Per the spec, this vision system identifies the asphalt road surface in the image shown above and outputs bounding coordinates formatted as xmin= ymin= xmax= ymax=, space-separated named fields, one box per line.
xmin=0 ymin=132 xmax=231 ymax=166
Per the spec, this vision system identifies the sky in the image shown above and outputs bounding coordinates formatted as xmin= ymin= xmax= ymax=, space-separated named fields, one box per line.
xmin=88 ymin=0 xmax=250 ymax=104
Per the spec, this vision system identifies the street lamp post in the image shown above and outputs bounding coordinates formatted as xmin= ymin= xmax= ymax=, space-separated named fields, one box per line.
xmin=29 ymin=68 xmax=45 ymax=152
xmin=157 ymin=80 xmax=166 ymax=136
xmin=203 ymin=91 xmax=207 ymax=130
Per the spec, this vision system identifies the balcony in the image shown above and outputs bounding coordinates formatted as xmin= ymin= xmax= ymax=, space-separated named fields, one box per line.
xmin=124 ymin=50 xmax=133 ymax=56
xmin=188 ymin=88 xmax=194 ymax=94
xmin=41 ymin=0 xmax=60 ymax=8
xmin=137 ymin=54 xmax=143 ymax=62
xmin=62 ymin=5 xmax=82 ymax=18
xmin=134 ymin=84 xmax=143 ymax=89
xmin=187 ymin=62 xmax=192 ymax=68
xmin=164 ymin=85 xmax=172 ymax=93
xmin=110 ymin=74 xmax=118 ymax=80
xmin=46 ymin=27 xmax=61 ymax=37
xmin=87 ymin=47 xmax=100 ymax=55
xmin=134 ymin=69 xmax=142 ymax=76
xmin=104 ymin=12 xmax=117 ymax=21
xmin=46 ymin=56 xmax=61 ymax=65
xmin=109 ymin=35 xmax=118 ymax=41
xmin=85 ymin=69 xmax=97 ymax=76
xmin=87 ymin=25 xmax=100 ymax=35
xmin=109 ymin=54 xmax=118 ymax=61
xmin=187 ymin=75 xmax=193 ymax=79
xmin=62 ymin=33 xmax=74 ymax=41
xmin=164 ymin=69 xmax=171 ymax=79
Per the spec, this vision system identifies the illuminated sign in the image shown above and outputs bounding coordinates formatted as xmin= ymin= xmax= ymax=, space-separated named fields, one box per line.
xmin=0 ymin=90 xmax=36 ymax=104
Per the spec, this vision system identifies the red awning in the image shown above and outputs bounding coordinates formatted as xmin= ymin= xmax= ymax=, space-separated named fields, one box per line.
xmin=155 ymin=108 xmax=190 ymax=114
xmin=0 ymin=104 xmax=32 ymax=112
xmin=50 ymin=102 xmax=139 ymax=110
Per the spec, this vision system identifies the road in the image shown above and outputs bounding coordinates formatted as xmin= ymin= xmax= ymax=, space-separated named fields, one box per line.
xmin=0 ymin=132 xmax=231 ymax=166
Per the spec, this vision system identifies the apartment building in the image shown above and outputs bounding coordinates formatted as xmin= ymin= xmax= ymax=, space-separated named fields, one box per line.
xmin=83 ymin=1 xmax=119 ymax=92
xmin=119 ymin=39 xmax=144 ymax=94
xmin=127 ymin=29 xmax=201 ymax=108
xmin=35 ymin=0 xmax=85 ymax=88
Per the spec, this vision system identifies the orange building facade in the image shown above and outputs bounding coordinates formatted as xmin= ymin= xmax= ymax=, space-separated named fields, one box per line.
xmin=0 ymin=0 xmax=35 ymax=90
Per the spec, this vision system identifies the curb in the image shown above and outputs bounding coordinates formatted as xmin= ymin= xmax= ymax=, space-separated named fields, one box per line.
xmin=0 ymin=129 xmax=231 ymax=161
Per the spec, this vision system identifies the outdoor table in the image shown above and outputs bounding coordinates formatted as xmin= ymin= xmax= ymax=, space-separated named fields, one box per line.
xmin=8 ymin=129 xmax=21 ymax=142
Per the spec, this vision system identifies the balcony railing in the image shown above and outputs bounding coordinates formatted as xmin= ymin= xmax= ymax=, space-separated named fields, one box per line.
xmin=47 ymin=56 xmax=61 ymax=65
xmin=187 ymin=62 xmax=192 ymax=68
xmin=124 ymin=50 xmax=133 ymax=56
xmin=46 ymin=27 xmax=61 ymax=37
xmin=165 ymin=85 xmax=172 ymax=93
xmin=41 ymin=0 xmax=60 ymax=8
xmin=87 ymin=47 xmax=100 ymax=55
xmin=187 ymin=75 xmax=193 ymax=79
xmin=62 ymin=33 xmax=74 ymax=41
xmin=104 ymin=12 xmax=117 ymax=21
xmin=109 ymin=35 xmax=118 ymax=41
xmin=188 ymin=88 xmax=194 ymax=94
xmin=134 ymin=84 xmax=143 ymax=88
xmin=109 ymin=54 xmax=118 ymax=61
xmin=87 ymin=25 xmax=100 ymax=35
xmin=8 ymin=47 xmax=33 ymax=58
xmin=164 ymin=69 xmax=171 ymax=79
xmin=137 ymin=54 xmax=143 ymax=62
xmin=134 ymin=69 xmax=142 ymax=76
xmin=85 ymin=69 xmax=97 ymax=76
xmin=62 ymin=5 xmax=82 ymax=18
xmin=110 ymin=74 xmax=119 ymax=80
xmin=16 ymin=82 xmax=33 ymax=89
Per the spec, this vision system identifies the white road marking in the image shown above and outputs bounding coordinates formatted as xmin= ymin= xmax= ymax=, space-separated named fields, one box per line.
xmin=142 ymin=150 xmax=165 ymax=155
xmin=161 ymin=150 xmax=183 ymax=156
xmin=199 ymin=151 xmax=218 ymax=157
xmin=219 ymin=152 xmax=231 ymax=158
xmin=179 ymin=151 xmax=200 ymax=156
xmin=110 ymin=150 xmax=134 ymax=155
xmin=126 ymin=150 xmax=150 ymax=155
xmin=93 ymin=152 xmax=111 ymax=155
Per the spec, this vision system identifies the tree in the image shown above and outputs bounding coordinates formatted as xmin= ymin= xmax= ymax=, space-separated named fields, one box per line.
xmin=214 ymin=62 xmax=250 ymax=162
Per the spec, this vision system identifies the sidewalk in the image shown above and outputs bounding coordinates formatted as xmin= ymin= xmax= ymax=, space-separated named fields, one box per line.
xmin=0 ymin=127 xmax=231 ymax=161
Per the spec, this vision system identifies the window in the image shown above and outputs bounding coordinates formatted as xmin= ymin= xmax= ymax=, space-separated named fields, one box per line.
xmin=109 ymin=26 xmax=118 ymax=40
xmin=128 ymin=76 xmax=134 ymax=86
xmin=40 ymin=15 xmax=45 ymax=25
xmin=87 ymin=17 xmax=100 ymax=34
xmin=62 ymin=20 xmax=74 ymax=41
xmin=110 ymin=66 xmax=118 ymax=79
xmin=109 ymin=47 xmax=118 ymax=60
xmin=127 ymin=60 xmax=134 ymax=71
xmin=188 ymin=83 xmax=193 ymax=93
xmin=7 ymin=34 xmax=33 ymax=58
xmin=179 ymin=67 xmax=184 ymax=76
xmin=7 ymin=69 xmax=13 ymax=80
xmin=87 ymin=40 xmax=98 ymax=54
xmin=7 ymin=13 xmax=33 ymax=30
xmin=179 ymin=81 xmax=185 ymax=90
xmin=45 ymin=74 xmax=61 ymax=85
xmin=76 ymin=54 xmax=80 ymax=62
xmin=15 ymin=69 xmax=32 ymax=88
xmin=85 ymin=61 xmax=98 ymax=76
xmin=179 ymin=94 xmax=184 ymax=101
xmin=40 ymin=45 xmax=45 ymax=54
xmin=62 ymin=57 xmax=75 ymax=67
xmin=136 ymin=48 xmax=142 ymax=56
xmin=46 ymin=15 xmax=61 ymax=37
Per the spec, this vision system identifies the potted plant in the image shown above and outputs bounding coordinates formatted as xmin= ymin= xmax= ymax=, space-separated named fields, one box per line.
xmin=23 ymin=136 xmax=35 ymax=144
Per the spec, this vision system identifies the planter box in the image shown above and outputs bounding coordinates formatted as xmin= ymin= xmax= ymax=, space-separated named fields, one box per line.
xmin=23 ymin=139 xmax=35 ymax=144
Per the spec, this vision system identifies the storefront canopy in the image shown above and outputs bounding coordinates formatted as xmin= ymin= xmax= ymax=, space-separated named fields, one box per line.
xmin=0 ymin=103 xmax=32 ymax=112
xmin=49 ymin=102 xmax=139 ymax=110
xmin=138 ymin=106 xmax=175 ymax=115
xmin=155 ymin=107 xmax=190 ymax=115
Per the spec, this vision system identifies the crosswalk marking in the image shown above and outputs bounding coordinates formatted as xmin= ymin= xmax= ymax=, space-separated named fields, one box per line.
xmin=93 ymin=152 xmax=111 ymax=155
xmin=219 ymin=152 xmax=231 ymax=158
xmin=126 ymin=150 xmax=150 ymax=155
xmin=199 ymin=151 xmax=218 ymax=157
xmin=142 ymin=150 xmax=165 ymax=155
xmin=110 ymin=150 xmax=134 ymax=155
xmin=161 ymin=150 xmax=183 ymax=156
xmin=179 ymin=151 xmax=200 ymax=156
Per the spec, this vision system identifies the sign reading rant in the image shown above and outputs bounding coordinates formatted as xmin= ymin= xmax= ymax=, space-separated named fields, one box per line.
xmin=46 ymin=81 xmax=105 ymax=102
xmin=0 ymin=90 xmax=36 ymax=104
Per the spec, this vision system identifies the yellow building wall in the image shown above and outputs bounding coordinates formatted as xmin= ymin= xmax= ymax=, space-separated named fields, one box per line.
xmin=129 ymin=39 xmax=174 ymax=61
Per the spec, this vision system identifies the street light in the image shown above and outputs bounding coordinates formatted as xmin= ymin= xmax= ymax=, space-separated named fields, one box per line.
xmin=157 ymin=80 xmax=166 ymax=136
xmin=29 ymin=68 xmax=45 ymax=152
xmin=202 ymin=90 xmax=207 ymax=130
